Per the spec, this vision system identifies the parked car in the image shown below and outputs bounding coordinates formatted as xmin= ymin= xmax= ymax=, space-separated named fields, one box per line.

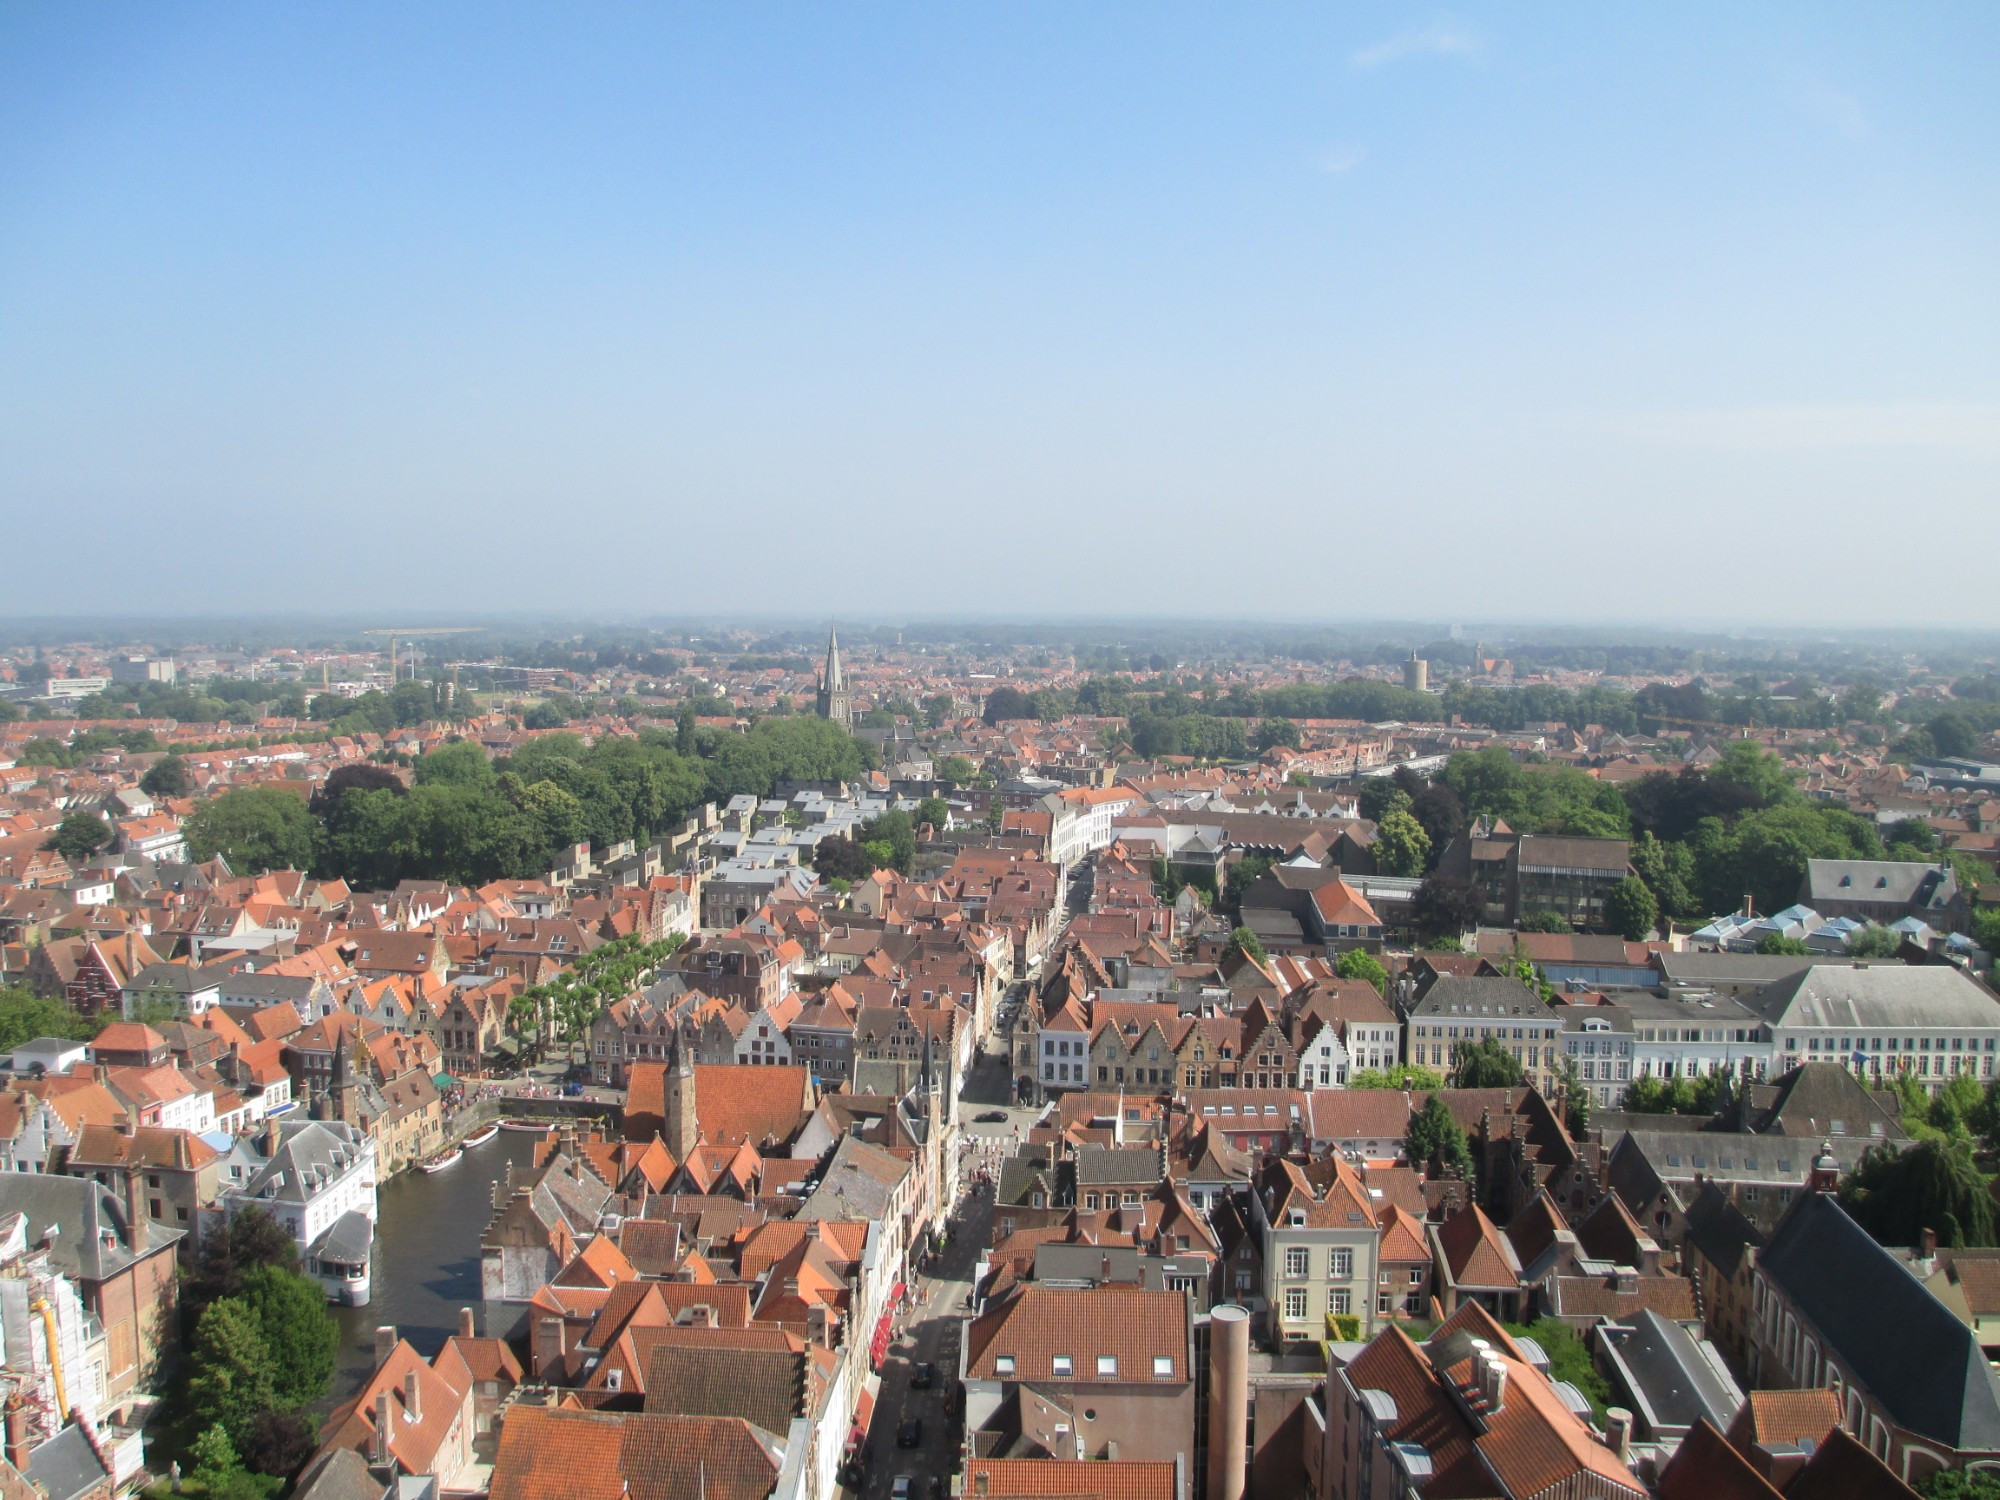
xmin=973 ymin=1110 xmax=1007 ymax=1124
xmin=911 ymin=1361 xmax=936 ymax=1389
xmin=898 ymin=1418 xmax=923 ymax=1448
xmin=891 ymin=1477 xmax=913 ymax=1500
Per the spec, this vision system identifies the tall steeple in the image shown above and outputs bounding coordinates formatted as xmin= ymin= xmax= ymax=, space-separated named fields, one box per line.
xmin=815 ymin=626 xmax=852 ymax=731
xmin=664 ymin=1027 xmax=698 ymax=1163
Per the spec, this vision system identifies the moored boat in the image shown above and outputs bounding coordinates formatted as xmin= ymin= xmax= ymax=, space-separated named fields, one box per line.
xmin=461 ymin=1123 xmax=500 ymax=1149
xmin=419 ymin=1147 xmax=463 ymax=1173
xmin=498 ymin=1118 xmax=553 ymax=1134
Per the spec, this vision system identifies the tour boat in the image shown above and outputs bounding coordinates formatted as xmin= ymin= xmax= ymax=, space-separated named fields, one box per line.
xmin=498 ymin=1118 xmax=553 ymax=1134
xmin=461 ymin=1123 xmax=500 ymax=1149
xmin=419 ymin=1147 xmax=463 ymax=1173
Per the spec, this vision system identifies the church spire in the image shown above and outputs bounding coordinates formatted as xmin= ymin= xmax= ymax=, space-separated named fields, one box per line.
xmin=816 ymin=625 xmax=852 ymax=731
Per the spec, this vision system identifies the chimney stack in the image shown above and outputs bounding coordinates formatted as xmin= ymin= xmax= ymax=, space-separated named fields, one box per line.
xmin=458 ymin=1307 xmax=476 ymax=1340
xmin=1206 ymin=1305 xmax=1251 ymax=1500
xmin=374 ymin=1325 xmax=398 ymax=1365
xmin=1605 ymin=1407 xmax=1633 ymax=1465
xmin=404 ymin=1371 xmax=422 ymax=1423
xmin=122 ymin=1166 xmax=149 ymax=1253
xmin=4 ymin=1396 xmax=30 ymax=1474
xmin=1922 ymin=1227 xmax=1939 ymax=1261
xmin=374 ymin=1393 xmax=394 ymax=1465
xmin=264 ymin=1116 xmax=282 ymax=1158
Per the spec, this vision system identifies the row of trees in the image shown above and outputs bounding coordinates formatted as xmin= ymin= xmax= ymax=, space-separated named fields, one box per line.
xmin=183 ymin=718 xmax=873 ymax=885
xmin=506 ymin=932 xmax=684 ymax=1061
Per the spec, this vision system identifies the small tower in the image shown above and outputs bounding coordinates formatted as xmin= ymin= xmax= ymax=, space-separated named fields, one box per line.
xmin=663 ymin=1030 xmax=698 ymax=1163
xmin=815 ymin=627 xmax=852 ymax=732
xmin=1808 ymin=1138 xmax=1840 ymax=1194
xmin=327 ymin=1028 xmax=357 ymax=1126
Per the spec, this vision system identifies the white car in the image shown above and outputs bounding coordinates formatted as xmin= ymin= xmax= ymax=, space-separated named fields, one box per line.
xmin=891 ymin=1478 xmax=913 ymax=1500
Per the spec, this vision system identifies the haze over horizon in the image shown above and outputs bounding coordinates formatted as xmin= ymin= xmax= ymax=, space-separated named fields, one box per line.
xmin=3 ymin=4 xmax=1996 ymax=624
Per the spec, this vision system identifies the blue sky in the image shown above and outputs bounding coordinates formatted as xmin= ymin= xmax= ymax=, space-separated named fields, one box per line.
xmin=2 ymin=4 xmax=1995 ymax=624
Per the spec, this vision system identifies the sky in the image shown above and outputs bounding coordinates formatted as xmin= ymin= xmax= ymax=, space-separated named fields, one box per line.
xmin=2 ymin=4 xmax=1996 ymax=626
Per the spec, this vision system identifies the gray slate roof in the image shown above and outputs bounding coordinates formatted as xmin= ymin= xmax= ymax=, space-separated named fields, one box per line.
xmin=1682 ymin=1180 xmax=1764 ymax=1278
xmin=1409 ymin=974 xmax=1546 ymax=1019
xmin=28 ymin=1425 xmax=112 ymax=1500
xmin=1804 ymin=858 xmax=1960 ymax=910
xmin=1748 ymin=963 xmax=2000 ymax=1031
xmin=0 ymin=1171 xmax=177 ymax=1280
xmin=1073 ymin=1147 xmax=1164 ymax=1188
xmin=235 ymin=1120 xmax=371 ymax=1206
xmin=1761 ymin=1192 xmax=2000 ymax=1449
xmin=1600 ymin=1308 xmax=1742 ymax=1436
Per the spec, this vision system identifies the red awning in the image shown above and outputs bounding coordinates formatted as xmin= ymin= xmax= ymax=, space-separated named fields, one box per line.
xmin=869 ymin=1311 xmax=893 ymax=1370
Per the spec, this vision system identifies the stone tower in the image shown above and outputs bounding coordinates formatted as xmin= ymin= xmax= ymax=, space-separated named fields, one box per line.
xmin=815 ymin=627 xmax=851 ymax=731
xmin=663 ymin=1029 xmax=698 ymax=1162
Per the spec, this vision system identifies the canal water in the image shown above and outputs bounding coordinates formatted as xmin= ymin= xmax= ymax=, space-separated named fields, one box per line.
xmin=329 ymin=1129 xmax=541 ymax=1404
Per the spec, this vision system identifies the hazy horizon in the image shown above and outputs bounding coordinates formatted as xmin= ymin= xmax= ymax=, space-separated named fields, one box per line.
xmin=4 ymin=4 xmax=1996 ymax=623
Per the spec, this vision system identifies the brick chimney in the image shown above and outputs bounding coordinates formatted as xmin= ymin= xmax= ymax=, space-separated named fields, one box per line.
xmin=263 ymin=1116 xmax=282 ymax=1158
xmin=374 ymin=1325 xmax=398 ymax=1365
xmin=373 ymin=1392 xmax=394 ymax=1465
xmin=404 ymin=1371 xmax=422 ymax=1423
xmin=4 ymin=1396 xmax=30 ymax=1474
xmin=457 ymin=1307 xmax=476 ymax=1339
xmin=123 ymin=1166 xmax=149 ymax=1253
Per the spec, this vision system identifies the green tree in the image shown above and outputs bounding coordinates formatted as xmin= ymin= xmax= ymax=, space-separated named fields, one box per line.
xmin=1451 ymin=1036 xmax=1527 ymax=1089
xmin=1350 ymin=1063 xmax=1444 ymax=1090
xmin=188 ymin=1206 xmax=299 ymax=1309
xmin=1405 ymin=1093 xmax=1476 ymax=1181
xmin=238 ymin=1264 xmax=338 ymax=1412
xmin=187 ymin=1297 xmax=276 ymax=1443
xmin=913 ymin=796 xmax=951 ymax=830
xmin=1223 ymin=854 xmax=1275 ymax=914
xmin=1335 ymin=948 xmax=1389 ymax=995
xmin=43 ymin=812 xmax=112 ymax=863
xmin=412 ymin=740 xmax=494 ymax=788
xmin=1253 ymin=717 xmax=1302 ymax=752
xmin=1917 ymin=1471 xmax=2000 ymax=1500
xmin=188 ymin=1421 xmax=274 ymax=1500
xmin=1841 ymin=1138 xmax=1998 ymax=1249
xmin=1227 ymin=926 xmax=1268 ymax=965
xmin=1846 ymin=924 xmax=1903 ymax=958
xmin=1520 ymin=910 xmax=1573 ymax=934
xmin=1602 ymin=876 xmax=1659 ymax=941
xmin=936 ymin=754 xmax=976 ymax=787
xmin=1410 ymin=874 xmax=1480 ymax=946
xmin=1629 ymin=831 xmax=1697 ymax=918
xmin=1373 ymin=809 xmax=1431 ymax=877
xmin=1501 ymin=1319 xmax=1613 ymax=1421
xmin=1755 ymin=933 xmax=1812 ymax=955
xmin=140 ymin=754 xmax=189 ymax=798
xmin=185 ymin=788 xmax=316 ymax=874
xmin=0 ymin=987 xmax=101 ymax=1051
xmin=1557 ymin=1054 xmax=1591 ymax=1135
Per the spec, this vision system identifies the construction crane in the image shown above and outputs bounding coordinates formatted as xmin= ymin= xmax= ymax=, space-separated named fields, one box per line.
xmin=362 ymin=627 xmax=480 ymax=684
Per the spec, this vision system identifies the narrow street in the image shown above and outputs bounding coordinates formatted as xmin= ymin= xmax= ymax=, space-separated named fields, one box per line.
xmin=852 ymin=1091 xmax=1011 ymax=1499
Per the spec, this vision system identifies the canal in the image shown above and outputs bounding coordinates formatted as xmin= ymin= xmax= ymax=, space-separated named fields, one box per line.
xmin=329 ymin=1128 xmax=541 ymax=1404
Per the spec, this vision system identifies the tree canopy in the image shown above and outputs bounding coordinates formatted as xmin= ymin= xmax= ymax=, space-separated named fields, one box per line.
xmin=185 ymin=787 xmax=316 ymax=874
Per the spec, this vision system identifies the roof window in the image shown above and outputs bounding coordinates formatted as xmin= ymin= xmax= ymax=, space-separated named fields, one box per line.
xmin=1053 ymin=1355 xmax=1073 ymax=1376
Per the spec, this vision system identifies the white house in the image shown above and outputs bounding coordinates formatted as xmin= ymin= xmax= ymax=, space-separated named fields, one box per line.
xmin=219 ymin=1119 xmax=379 ymax=1304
